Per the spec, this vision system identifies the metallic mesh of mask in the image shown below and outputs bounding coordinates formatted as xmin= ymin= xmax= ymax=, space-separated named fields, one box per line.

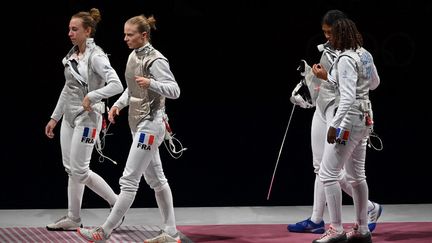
xmin=290 ymin=60 xmax=314 ymax=108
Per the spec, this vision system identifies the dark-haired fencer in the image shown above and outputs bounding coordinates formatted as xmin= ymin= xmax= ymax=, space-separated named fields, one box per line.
xmin=288 ymin=9 xmax=382 ymax=236
xmin=312 ymin=18 xmax=380 ymax=243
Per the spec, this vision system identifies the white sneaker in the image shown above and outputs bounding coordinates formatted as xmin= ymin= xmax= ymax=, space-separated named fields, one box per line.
xmin=368 ymin=202 xmax=383 ymax=232
xmin=144 ymin=230 xmax=181 ymax=243
xmin=77 ymin=226 xmax=110 ymax=243
xmin=312 ymin=225 xmax=347 ymax=243
xmin=46 ymin=216 xmax=82 ymax=231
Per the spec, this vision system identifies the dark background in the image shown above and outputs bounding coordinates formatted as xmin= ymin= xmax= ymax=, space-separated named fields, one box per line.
xmin=1 ymin=0 xmax=431 ymax=209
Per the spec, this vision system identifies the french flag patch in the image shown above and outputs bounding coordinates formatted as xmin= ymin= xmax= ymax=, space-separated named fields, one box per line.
xmin=139 ymin=133 xmax=154 ymax=145
xmin=83 ymin=127 xmax=97 ymax=138
xmin=336 ymin=128 xmax=350 ymax=145
xmin=81 ymin=127 xmax=97 ymax=143
xmin=137 ymin=132 xmax=155 ymax=150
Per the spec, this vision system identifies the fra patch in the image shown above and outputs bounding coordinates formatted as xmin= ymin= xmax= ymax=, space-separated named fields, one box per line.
xmin=81 ymin=127 xmax=96 ymax=144
xmin=336 ymin=128 xmax=350 ymax=145
xmin=137 ymin=132 xmax=155 ymax=150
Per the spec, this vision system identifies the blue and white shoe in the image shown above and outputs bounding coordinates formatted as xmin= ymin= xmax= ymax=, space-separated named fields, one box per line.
xmin=368 ymin=202 xmax=383 ymax=232
xmin=287 ymin=217 xmax=325 ymax=234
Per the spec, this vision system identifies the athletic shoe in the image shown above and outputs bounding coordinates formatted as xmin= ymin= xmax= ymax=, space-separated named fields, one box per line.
xmin=346 ymin=224 xmax=372 ymax=243
xmin=144 ymin=230 xmax=181 ymax=243
xmin=77 ymin=226 xmax=110 ymax=243
xmin=368 ymin=202 xmax=383 ymax=232
xmin=287 ymin=217 xmax=325 ymax=234
xmin=312 ymin=225 xmax=347 ymax=243
xmin=46 ymin=216 xmax=82 ymax=231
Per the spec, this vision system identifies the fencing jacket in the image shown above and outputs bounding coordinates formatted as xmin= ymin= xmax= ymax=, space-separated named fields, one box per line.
xmin=315 ymin=42 xmax=340 ymax=117
xmin=51 ymin=38 xmax=123 ymax=127
xmin=113 ymin=43 xmax=180 ymax=132
xmin=328 ymin=47 xmax=380 ymax=130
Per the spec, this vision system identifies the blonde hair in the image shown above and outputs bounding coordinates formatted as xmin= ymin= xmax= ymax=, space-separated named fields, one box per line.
xmin=126 ymin=15 xmax=157 ymax=41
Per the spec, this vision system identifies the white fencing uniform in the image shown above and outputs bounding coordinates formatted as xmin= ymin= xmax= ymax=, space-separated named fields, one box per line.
xmin=309 ymin=42 xmax=349 ymax=223
xmin=103 ymin=43 xmax=180 ymax=236
xmin=50 ymin=38 xmax=124 ymax=221
xmin=298 ymin=43 xmax=380 ymax=224
xmin=319 ymin=47 xmax=380 ymax=232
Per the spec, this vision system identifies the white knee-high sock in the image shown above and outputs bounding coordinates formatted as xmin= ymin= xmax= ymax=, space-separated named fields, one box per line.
xmin=84 ymin=171 xmax=118 ymax=206
xmin=102 ymin=190 xmax=136 ymax=234
xmin=324 ymin=182 xmax=343 ymax=232
xmin=352 ymin=181 xmax=369 ymax=233
xmin=155 ymin=183 xmax=177 ymax=235
xmin=311 ymin=174 xmax=326 ymax=223
xmin=339 ymin=176 xmax=353 ymax=197
xmin=67 ymin=177 xmax=84 ymax=221
xmin=340 ymin=176 xmax=374 ymax=211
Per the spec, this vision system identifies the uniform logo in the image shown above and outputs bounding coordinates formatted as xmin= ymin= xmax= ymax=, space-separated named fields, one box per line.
xmin=137 ymin=132 xmax=155 ymax=150
xmin=336 ymin=128 xmax=350 ymax=145
xmin=81 ymin=127 xmax=97 ymax=144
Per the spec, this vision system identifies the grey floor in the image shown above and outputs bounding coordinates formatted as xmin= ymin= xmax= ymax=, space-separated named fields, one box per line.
xmin=0 ymin=204 xmax=431 ymax=227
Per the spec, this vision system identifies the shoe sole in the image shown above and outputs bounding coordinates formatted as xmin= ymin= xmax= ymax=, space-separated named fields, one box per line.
xmin=46 ymin=224 xmax=83 ymax=231
xmin=346 ymin=235 xmax=372 ymax=243
xmin=288 ymin=228 xmax=325 ymax=234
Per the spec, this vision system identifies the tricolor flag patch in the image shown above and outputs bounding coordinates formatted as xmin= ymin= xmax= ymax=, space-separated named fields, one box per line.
xmin=336 ymin=128 xmax=350 ymax=145
xmin=81 ymin=127 xmax=97 ymax=143
xmin=137 ymin=132 xmax=155 ymax=150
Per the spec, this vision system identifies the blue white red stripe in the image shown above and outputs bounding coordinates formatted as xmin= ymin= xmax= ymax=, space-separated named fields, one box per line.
xmin=139 ymin=133 xmax=155 ymax=145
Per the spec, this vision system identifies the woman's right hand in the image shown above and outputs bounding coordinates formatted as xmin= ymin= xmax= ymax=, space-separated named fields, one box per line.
xmin=327 ymin=126 xmax=337 ymax=144
xmin=45 ymin=118 xmax=57 ymax=139
xmin=108 ymin=106 xmax=120 ymax=124
xmin=312 ymin=63 xmax=328 ymax=80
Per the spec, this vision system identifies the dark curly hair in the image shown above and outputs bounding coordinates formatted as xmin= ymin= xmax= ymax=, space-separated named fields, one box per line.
xmin=331 ymin=18 xmax=363 ymax=51
xmin=322 ymin=9 xmax=347 ymax=26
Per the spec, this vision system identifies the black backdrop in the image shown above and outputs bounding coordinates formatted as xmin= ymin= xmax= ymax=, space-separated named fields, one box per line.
xmin=1 ymin=0 xmax=431 ymax=209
